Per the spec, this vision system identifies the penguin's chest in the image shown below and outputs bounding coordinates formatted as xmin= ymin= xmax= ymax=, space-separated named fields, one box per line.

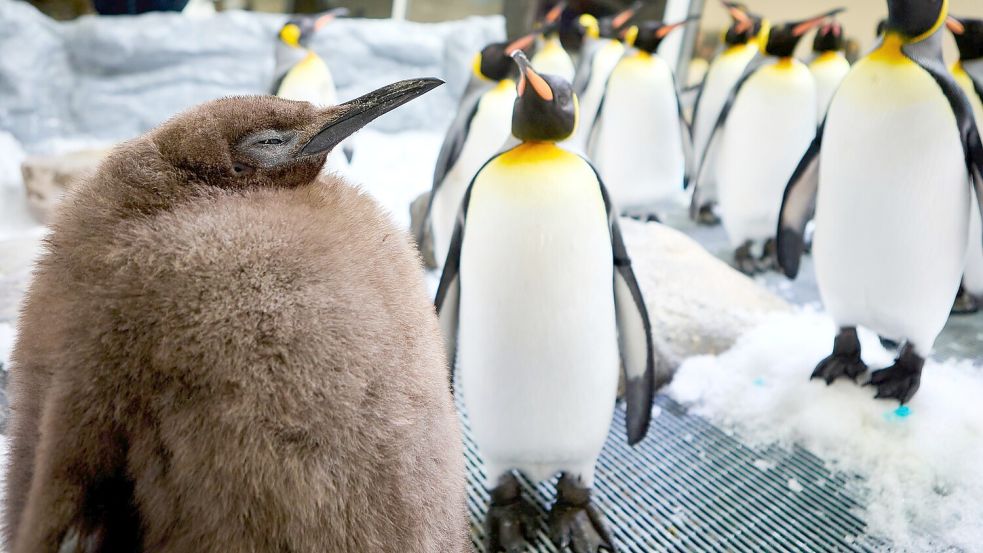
xmin=810 ymin=53 xmax=851 ymax=116
xmin=277 ymin=53 xmax=337 ymax=106
xmin=814 ymin=54 xmax=969 ymax=346
xmin=693 ymin=44 xmax=757 ymax=157
xmin=431 ymin=82 xmax=516 ymax=260
xmin=594 ymin=54 xmax=685 ymax=205
xmin=457 ymin=144 xmax=620 ymax=464
xmin=718 ymin=60 xmax=817 ymax=243
xmin=532 ymin=37 xmax=575 ymax=81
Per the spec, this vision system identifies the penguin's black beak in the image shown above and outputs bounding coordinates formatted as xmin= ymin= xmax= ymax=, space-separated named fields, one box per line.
xmin=722 ymin=1 xmax=753 ymax=33
xmin=510 ymin=50 xmax=554 ymax=101
xmin=612 ymin=1 xmax=643 ymax=30
xmin=298 ymin=78 xmax=444 ymax=157
xmin=792 ymin=8 xmax=846 ymax=37
xmin=947 ymin=16 xmax=967 ymax=35
xmin=656 ymin=16 xmax=699 ymax=38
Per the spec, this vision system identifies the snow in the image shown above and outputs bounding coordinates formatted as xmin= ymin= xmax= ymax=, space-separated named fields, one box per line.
xmin=670 ymin=310 xmax=983 ymax=551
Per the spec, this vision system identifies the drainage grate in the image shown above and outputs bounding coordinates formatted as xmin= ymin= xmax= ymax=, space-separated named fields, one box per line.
xmin=461 ymin=395 xmax=882 ymax=552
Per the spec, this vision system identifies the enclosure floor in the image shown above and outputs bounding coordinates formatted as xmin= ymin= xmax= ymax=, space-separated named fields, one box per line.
xmin=461 ymin=394 xmax=882 ymax=552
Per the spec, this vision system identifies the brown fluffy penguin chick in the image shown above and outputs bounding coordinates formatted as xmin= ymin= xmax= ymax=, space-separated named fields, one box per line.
xmin=4 ymin=80 xmax=471 ymax=553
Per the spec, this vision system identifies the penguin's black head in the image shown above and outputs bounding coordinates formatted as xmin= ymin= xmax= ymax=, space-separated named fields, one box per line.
xmin=632 ymin=19 xmax=695 ymax=54
xmin=762 ymin=8 xmax=845 ymax=58
xmin=474 ymin=32 xmax=537 ymax=82
xmin=153 ymin=78 xmax=442 ymax=189
xmin=279 ymin=8 xmax=348 ymax=49
xmin=586 ymin=1 xmax=641 ymax=40
xmin=813 ymin=21 xmax=845 ymax=53
xmin=948 ymin=16 xmax=983 ymax=61
xmin=509 ymin=50 xmax=576 ymax=142
xmin=885 ymin=0 xmax=946 ymax=41
xmin=721 ymin=1 xmax=763 ymax=46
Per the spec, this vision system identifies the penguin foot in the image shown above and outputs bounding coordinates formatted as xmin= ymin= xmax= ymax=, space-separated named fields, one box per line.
xmin=695 ymin=204 xmax=720 ymax=226
xmin=548 ymin=474 xmax=616 ymax=553
xmin=812 ymin=327 xmax=866 ymax=384
xmin=484 ymin=475 xmax=536 ymax=553
xmin=867 ymin=344 xmax=924 ymax=404
xmin=623 ymin=210 xmax=661 ymax=224
xmin=734 ymin=242 xmax=758 ymax=275
xmin=951 ymin=286 xmax=980 ymax=315
xmin=757 ymin=238 xmax=780 ymax=273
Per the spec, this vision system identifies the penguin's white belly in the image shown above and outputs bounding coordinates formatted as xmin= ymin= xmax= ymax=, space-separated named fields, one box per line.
xmin=954 ymin=68 xmax=983 ymax=295
xmin=718 ymin=61 xmax=817 ymax=246
xmin=431 ymin=85 xmax=516 ymax=265
xmin=532 ymin=39 xmax=576 ymax=82
xmin=810 ymin=54 xmax=851 ymax=123
xmin=458 ymin=145 xmax=619 ymax=485
xmin=814 ymin=56 xmax=969 ymax=351
xmin=569 ymin=40 xmax=624 ymax=150
xmin=692 ymin=44 xmax=757 ymax=189
xmin=593 ymin=54 xmax=685 ymax=209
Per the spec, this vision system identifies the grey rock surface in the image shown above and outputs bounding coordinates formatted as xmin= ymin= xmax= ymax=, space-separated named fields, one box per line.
xmin=0 ymin=0 xmax=504 ymax=152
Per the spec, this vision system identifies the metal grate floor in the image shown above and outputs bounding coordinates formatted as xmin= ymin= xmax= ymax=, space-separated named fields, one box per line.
xmin=461 ymin=395 xmax=883 ymax=552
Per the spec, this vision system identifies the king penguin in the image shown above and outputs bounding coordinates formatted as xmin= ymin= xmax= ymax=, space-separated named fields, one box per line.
xmin=947 ymin=15 xmax=983 ymax=314
xmin=689 ymin=1 xmax=763 ymax=225
xmin=696 ymin=9 xmax=842 ymax=274
xmin=565 ymin=3 xmax=640 ymax=151
xmin=531 ymin=2 xmax=577 ymax=83
xmin=587 ymin=19 xmax=695 ymax=220
xmin=436 ymin=50 xmax=661 ymax=553
xmin=809 ymin=19 xmax=851 ymax=123
xmin=415 ymin=33 xmax=537 ymax=269
xmin=273 ymin=8 xmax=351 ymax=172
xmin=777 ymin=0 xmax=983 ymax=403
xmin=4 ymin=79 xmax=472 ymax=552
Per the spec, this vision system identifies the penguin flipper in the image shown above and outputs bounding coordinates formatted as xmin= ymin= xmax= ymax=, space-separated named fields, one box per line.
xmin=416 ymin=84 xmax=486 ymax=248
xmin=776 ymin=123 xmax=824 ymax=279
xmin=675 ymin=87 xmax=695 ymax=190
xmin=435 ymin=216 xmax=464 ymax=386
xmin=590 ymin=170 xmax=657 ymax=446
xmin=901 ymin=40 xmax=983 ymax=248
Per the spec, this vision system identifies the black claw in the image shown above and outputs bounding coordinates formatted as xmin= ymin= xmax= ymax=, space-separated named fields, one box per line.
xmin=812 ymin=328 xmax=866 ymax=384
xmin=485 ymin=476 xmax=536 ymax=553
xmin=866 ymin=344 xmax=924 ymax=404
xmin=951 ymin=286 xmax=980 ymax=315
xmin=549 ymin=475 xmax=616 ymax=553
xmin=696 ymin=204 xmax=720 ymax=226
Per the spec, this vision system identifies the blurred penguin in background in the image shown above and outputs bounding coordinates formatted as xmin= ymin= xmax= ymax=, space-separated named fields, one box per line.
xmin=565 ymin=2 xmax=641 ymax=151
xmin=777 ymin=1 xmax=983 ymax=404
xmin=696 ymin=8 xmax=843 ymax=274
xmin=437 ymin=50 xmax=661 ymax=553
xmin=4 ymin=80 xmax=472 ymax=553
xmin=274 ymin=9 xmax=352 ymax=172
xmin=589 ymin=19 xmax=695 ymax=221
xmin=690 ymin=1 xmax=763 ymax=226
xmin=415 ymin=33 xmax=538 ymax=269
xmin=810 ymin=18 xmax=851 ymax=123
xmin=948 ymin=15 xmax=983 ymax=314
xmin=532 ymin=2 xmax=577 ymax=83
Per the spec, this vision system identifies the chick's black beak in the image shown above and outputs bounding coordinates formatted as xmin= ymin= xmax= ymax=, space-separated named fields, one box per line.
xmin=298 ymin=78 xmax=444 ymax=157
xmin=511 ymin=50 xmax=554 ymax=101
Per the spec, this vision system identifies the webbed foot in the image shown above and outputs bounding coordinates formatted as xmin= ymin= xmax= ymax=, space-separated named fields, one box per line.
xmin=812 ymin=327 xmax=867 ymax=384
xmin=548 ymin=474 xmax=616 ymax=553
xmin=867 ymin=343 xmax=924 ymax=404
xmin=734 ymin=241 xmax=758 ymax=275
xmin=485 ymin=474 xmax=536 ymax=553
xmin=951 ymin=285 xmax=979 ymax=315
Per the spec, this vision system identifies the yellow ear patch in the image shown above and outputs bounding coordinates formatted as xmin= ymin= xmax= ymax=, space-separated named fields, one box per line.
xmin=472 ymin=52 xmax=491 ymax=81
xmin=279 ymin=23 xmax=301 ymax=47
xmin=623 ymin=25 xmax=639 ymax=47
xmin=579 ymin=14 xmax=600 ymax=39
xmin=756 ymin=19 xmax=772 ymax=54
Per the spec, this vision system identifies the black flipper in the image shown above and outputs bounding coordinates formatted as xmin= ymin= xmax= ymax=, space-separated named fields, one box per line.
xmin=414 ymin=79 xmax=489 ymax=247
xmin=434 ymin=149 xmax=506 ymax=387
xmin=903 ymin=34 xmax=983 ymax=250
xmin=776 ymin=122 xmax=824 ymax=279
xmin=585 ymin=160 xmax=657 ymax=446
xmin=691 ymin=53 xmax=770 ymax=218
xmin=672 ymin=72 xmax=695 ymax=190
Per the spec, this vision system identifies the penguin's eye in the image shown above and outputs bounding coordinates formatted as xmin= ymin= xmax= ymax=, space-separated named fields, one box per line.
xmin=257 ymin=138 xmax=284 ymax=145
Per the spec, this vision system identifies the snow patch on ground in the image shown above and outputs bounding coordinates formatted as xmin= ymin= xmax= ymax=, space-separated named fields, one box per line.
xmin=670 ymin=311 xmax=983 ymax=551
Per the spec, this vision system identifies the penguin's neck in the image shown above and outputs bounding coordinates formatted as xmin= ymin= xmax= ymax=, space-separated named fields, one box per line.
xmin=774 ymin=57 xmax=796 ymax=69
xmin=869 ymin=33 xmax=909 ymax=65
xmin=503 ymin=141 xmax=569 ymax=164
xmin=814 ymin=51 xmax=842 ymax=64
xmin=492 ymin=79 xmax=515 ymax=93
